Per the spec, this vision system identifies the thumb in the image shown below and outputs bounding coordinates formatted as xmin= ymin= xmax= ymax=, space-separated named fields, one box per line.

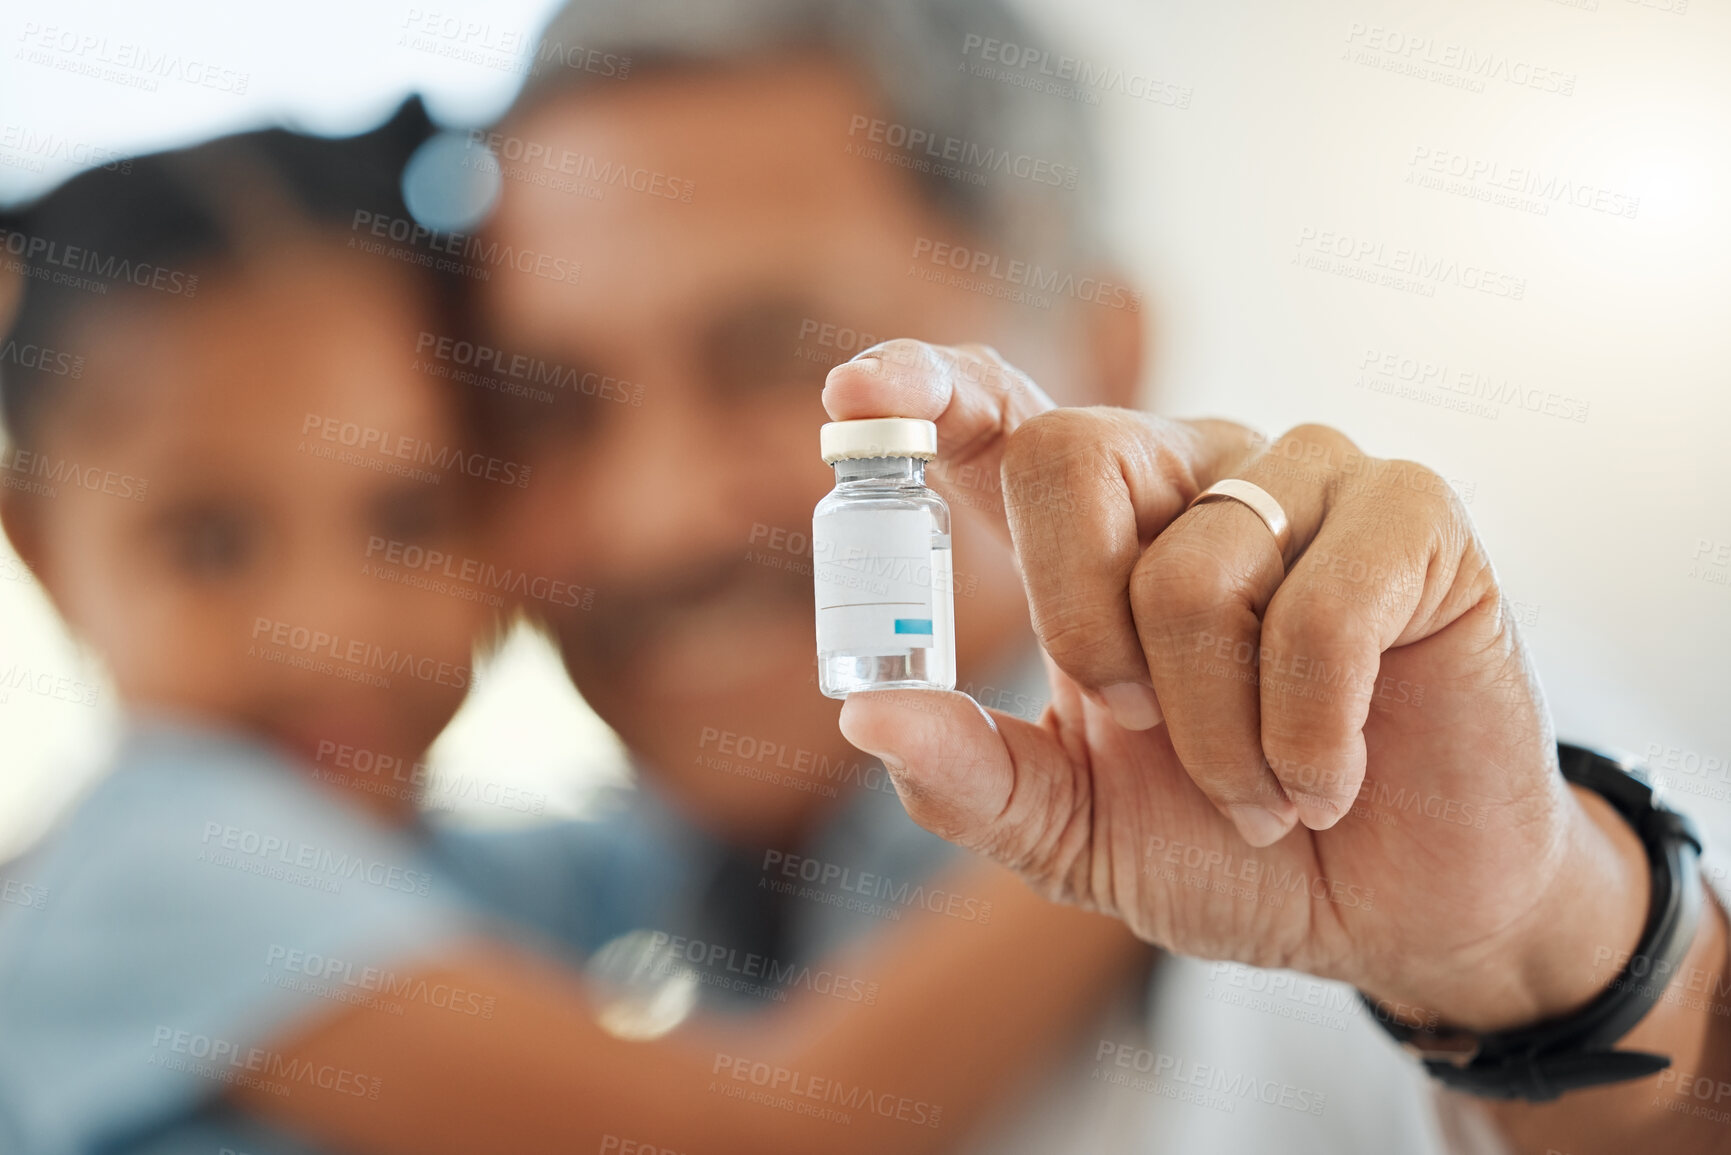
xmin=838 ymin=689 xmax=1093 ymax=891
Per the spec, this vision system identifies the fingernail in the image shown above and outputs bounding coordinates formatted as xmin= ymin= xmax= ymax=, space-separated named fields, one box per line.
xmin=1101 ymin=682 xmax=1162 ymax=731
xmin=1228 ymin=804 xmax=1293 ymax=848
xmin=845 ymin=354 xmax=882 ymax=374
xmin=1293 ymin=798 xmax=1343 ymax=832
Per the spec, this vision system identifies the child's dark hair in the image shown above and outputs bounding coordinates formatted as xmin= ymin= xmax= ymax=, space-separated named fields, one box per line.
xmin=0 ymin=98 xmax=469 ymax=452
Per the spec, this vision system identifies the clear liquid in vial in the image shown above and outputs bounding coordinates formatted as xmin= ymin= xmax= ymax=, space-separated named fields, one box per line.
xmin=813 ymin=444 xmax=956 ymax=699
xmin=817 ymin=535 xmax=954 ymax=697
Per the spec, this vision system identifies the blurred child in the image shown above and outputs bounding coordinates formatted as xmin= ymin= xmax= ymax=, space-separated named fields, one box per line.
xmin=0 ymin=103 xmax=490 ymax=823
xmin=0 ymin=101 xmax=505 ymax=1153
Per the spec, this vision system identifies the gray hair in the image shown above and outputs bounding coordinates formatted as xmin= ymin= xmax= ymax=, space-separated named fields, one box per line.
xmin=509 ymin=0 xmax=1103 ymax=265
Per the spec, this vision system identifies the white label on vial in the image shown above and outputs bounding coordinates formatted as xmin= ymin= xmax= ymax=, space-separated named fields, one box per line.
xmin=813 ymin=509 xmax=936 ymax=655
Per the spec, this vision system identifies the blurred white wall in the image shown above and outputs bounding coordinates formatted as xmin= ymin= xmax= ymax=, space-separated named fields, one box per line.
xmin=2 ymin=0 xmax=1727 ymax=858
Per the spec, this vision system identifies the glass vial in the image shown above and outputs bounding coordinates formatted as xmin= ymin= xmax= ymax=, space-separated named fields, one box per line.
xmin=814 ymin=418 xmax=956 ymax=699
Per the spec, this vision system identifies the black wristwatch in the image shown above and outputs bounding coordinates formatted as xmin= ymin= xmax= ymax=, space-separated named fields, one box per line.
xmin=1361 ymin=741 xmax=1705 ymax=1101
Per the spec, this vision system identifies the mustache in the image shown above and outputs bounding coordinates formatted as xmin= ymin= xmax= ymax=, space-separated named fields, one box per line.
xmin=563 ymin=548 xmax=814 ymax=664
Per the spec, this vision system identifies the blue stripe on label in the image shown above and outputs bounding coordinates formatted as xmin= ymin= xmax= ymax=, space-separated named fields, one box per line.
xmin=894 ymin=619 xmax=934 ymax=635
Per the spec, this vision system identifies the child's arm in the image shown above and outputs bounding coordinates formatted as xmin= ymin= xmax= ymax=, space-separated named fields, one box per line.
xmin=232 ymin=855 xmax=1148 ymax=1155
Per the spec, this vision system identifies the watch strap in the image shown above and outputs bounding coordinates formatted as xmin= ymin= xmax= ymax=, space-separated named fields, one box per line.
xmin=1361 ymin=742 xmax=1704 ymax=1101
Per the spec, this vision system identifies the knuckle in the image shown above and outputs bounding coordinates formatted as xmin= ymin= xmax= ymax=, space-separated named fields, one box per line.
xmin=1293 ymin=541 xmax=1420 ymax=610
xmin=1169 ymin=731 xmax=1269 ymax=799
xmin=1031 ymin=602 xmax=1134 ymax=676
xmin=999 ymin=413 xmax=1050 ymax=480
xmin=1385 ymin=459 xmax=1467 ymax=525
xmin=1132 ymin=536 xmax=1239 ymax=625
xmin=1002 ymin=411 xmax=1112 ymax=516
xmin=893 ymin=774 xmax=982 ymax=849
xmin=1385 ymin=457 xmax=1443 ymax=488
xmin=1274 ymin=422 xmax=1358 ymax=462
xmin=1132 ymin=547 xmax=1262 ymax=684
xmin=1378 ymin=458 xmax=1443 ymax=501
xmin=986 ymin=773 xmax=1094 ymax=901
xmin=1285 ymin=421 xmax=1356 ymax=447
xmin=1355 ymin=460 xmax=1473 ymax=564
xmin=1005 ymin=407 xmax=1104 ymax=465
xmin=1256 ymin=423 xmax=1362 ymax=490
xmin=1261 ymin=600 xmax=1377 ymax=713
xmin=1263 ymin=586 xmax=1365 ymax=651
xmin=949 ymin=342 xmax=1025 ymax=393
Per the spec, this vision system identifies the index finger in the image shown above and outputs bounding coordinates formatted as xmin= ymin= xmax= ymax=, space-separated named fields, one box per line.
xmin=822 ymin=340 xmax=1055 ymax=533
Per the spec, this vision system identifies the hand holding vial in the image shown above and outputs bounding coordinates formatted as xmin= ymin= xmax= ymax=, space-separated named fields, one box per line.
xmin=820 ymin=338 xmax=1657 ymax=1054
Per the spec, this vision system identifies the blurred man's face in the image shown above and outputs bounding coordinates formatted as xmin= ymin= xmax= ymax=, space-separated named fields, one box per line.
xmin=479 ymin=56 xmax=1106 ymax=840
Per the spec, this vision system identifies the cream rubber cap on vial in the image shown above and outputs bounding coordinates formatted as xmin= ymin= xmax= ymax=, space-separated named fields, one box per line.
xmin=820 ymin=418 xmax=938 ymax=464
